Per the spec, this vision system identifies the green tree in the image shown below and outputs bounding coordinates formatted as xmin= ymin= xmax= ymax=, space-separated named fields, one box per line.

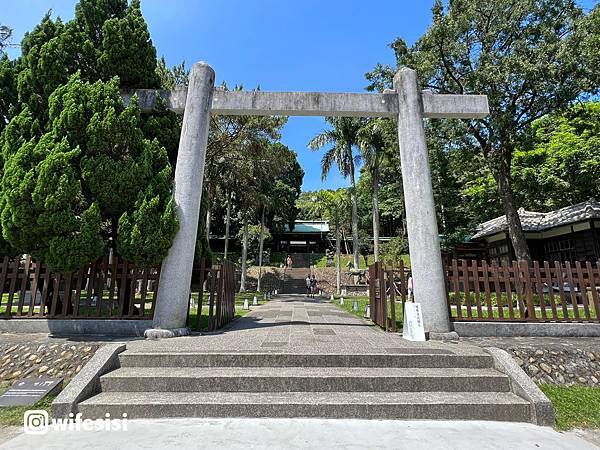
xmin=0 ymin=25 xmax=14 ymax=53
xmin=357 ymin=118 xmax=395 ymax=262
xmin=266 ymin=143 xmax=304 ymax=233
xmin=380 ymin=236 xmax=409 ymax=268
xmin=1 ymin=75 xmax=177 ymax=271
xmin=237 ymin=224 xmax=272 ymax=262
xmin=367 ymin=0 xmax=599 ymax=261
xmin=309 ymin=117 xmax=364 ymax=269
xmin=0 ymin=54 xmax=18 ymax=134
xmin=458 ymin=102 xmax=600 ymax=225
xmin=156 ymin=57 xmax=189 ymax=90
xmin=0 ymin=0 xmax=179 ymax=272
xmin=512 ymin=102 xmax=600 ymax=211
xmin=17 ymin=1 xmax=160 ymax=122
xmin=208 ymin=112 xmax=287 ymax=292
xmin=296 ymin=191 xmax=324 ymax=220
xmin=308 ymin=189 xmax=351 ymax=294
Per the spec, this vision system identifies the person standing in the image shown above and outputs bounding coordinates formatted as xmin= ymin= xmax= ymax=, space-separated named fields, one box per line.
xmin=305 ymin=274 xmax=312 ymax=297
xmin=286 ymin=255 xmax=293 ymax=269
xmin=310 ymin=275 xmax=317 ymax=298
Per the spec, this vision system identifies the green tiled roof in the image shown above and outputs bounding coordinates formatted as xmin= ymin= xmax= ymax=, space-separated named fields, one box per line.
xmin=283 ymin=220 xmax=329 ymax=233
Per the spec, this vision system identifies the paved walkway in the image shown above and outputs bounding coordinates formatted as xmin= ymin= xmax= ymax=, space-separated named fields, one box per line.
xmin=127 ymin=294 xmax=484 ymax=356
xmin=2 ymin=418 xmax=598 ymax=449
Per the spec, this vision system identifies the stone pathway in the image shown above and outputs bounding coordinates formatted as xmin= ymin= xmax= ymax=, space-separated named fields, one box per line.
xmin=128 ymin=294 xmax=483 ymax=356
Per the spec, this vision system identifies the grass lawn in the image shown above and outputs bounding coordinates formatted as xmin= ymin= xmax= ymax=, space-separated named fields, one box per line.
xmin=0 ymin=291 xmax=156 ymax=317
xmin=332 ymin=294 xmax=404 ymax=331
xmin=450 ymin=304 xmax=597 ymax=321
xmin=448 ymin=292 xmax=598 ymax=320
xmin=187 ymin=291 xmax=268 ymax=331
xmin=539 ymin=385 xmax=600 ymax=431
xmin=0 ymin=382 xmax=55 ymax=427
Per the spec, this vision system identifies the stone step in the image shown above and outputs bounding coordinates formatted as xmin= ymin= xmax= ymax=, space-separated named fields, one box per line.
xmin=100 ymin=367 xmax=510 ymax=393
xmin=78 ymin=391 xmax=531 ymax=421
xmin=118 ymin=352 xmax=494 ymax=369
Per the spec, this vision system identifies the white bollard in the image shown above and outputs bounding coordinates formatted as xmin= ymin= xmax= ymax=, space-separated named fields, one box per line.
xmin=243 ymin=298 xmax=249 ymax=310
xmin=364 ymin=304 xmax=371 ymax=319
xmin=274 ymin=289 xmax=278 ymax=295
xmin=352 ymin=299 xmax=359 ymax=312
xmin=253 ymin=296 xmax=258 ymax=306
xmin=340 ymin=297 xmax=344 ymax=305
xmin=189 ymin=296 xmax=195 ymax=309
xmin=330 ymin=294 xmax=335 ymax=301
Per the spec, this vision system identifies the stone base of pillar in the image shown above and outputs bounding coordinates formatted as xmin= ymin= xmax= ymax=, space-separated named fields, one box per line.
xmin=144 ymin=327 xmax=190 ymax=339
xmin=427 ymin=331 xmax=459 ymax=341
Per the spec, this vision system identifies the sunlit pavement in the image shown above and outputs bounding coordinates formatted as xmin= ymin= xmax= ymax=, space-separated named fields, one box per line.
xmin=2 ymin=418 xmax=598 ymax=450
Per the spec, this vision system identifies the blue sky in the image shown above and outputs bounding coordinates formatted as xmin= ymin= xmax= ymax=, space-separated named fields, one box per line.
xmin=3 ymin=0 xmax=597 ymax=191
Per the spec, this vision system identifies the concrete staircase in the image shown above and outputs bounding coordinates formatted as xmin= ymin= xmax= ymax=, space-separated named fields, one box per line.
xmin=282 ymin=268 xmax=311 ymax=294
xmin=78 ymin=350 xmax=532 ymax=422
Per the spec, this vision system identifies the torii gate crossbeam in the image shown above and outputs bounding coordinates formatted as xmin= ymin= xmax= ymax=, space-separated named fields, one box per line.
xmin=139 ymin=62 xmax=489 ymax=339
xmin=129 ymin=87 xmax=488 ymax=119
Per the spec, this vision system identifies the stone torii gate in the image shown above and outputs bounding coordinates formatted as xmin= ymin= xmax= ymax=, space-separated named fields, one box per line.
xmin=132 ymin=62 xmax=489 ymax=338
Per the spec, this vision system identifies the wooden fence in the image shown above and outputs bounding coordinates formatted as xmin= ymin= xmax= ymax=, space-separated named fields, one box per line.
xmin=367 ymin=261 xmax=409 ymax=331
xmin=0 ymin=255 xmax=160 ymax=319
xmin=195 ymin=258 xmax=236 ymax=331
xmin=446 ymin=259 xmax=600 ymax=322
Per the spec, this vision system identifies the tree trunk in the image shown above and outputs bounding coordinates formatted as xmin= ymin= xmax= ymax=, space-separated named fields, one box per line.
xmin=205 ymin=208 xmax=211 ymax=241
xmin=349 ymin=165 xmax=360 ymax=270
xmin=493 ymin=161 xmax=531 ymax=261
xmin=372 ymin=164 xmax=380 ymax=262
xmin=239 ymin=219 xmax=249 ymax=292
xmin=335 ymin=224 xmax=342 ymax=295
xmin=224 ymin=190 xmax=232 ymax=259
xmin=342 ymin=229 xmax=351 ymax=256
xmin=257 ymin=205 xmax=265 ymax=292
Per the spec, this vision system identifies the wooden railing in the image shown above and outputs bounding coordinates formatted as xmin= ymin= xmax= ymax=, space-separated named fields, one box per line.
xmin=446 ymin=259 xmax=600 ymax=322
xmin=368 ymin=261 xmax=409 ymax=331
xmin=0 ymin=255 xmax=160 ymax=319
xmin=196 ymin=258 xmax=236 ymax=331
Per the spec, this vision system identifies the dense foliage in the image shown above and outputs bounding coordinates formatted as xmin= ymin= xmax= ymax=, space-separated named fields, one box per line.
xmin=0 ymin=0 xmax=178 ymax=270
xmin=366 ymin=0 xmax=600 ymax=260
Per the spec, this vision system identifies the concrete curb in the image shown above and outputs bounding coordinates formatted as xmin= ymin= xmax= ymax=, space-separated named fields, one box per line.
xmin=51 ymin=343 xmax=126 ymax=419
xmin=0 ymin=319 xmax=152 ymax=336
xmin=484 ymin=347 xmax=554 ymax=426
xmin=453 ymin=322 xmax=600 ymax=337
xmin=144 ymin=327 xmax=190 ymax=339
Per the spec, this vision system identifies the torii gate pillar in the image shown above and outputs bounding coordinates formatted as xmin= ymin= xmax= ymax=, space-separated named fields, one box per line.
xmin=394 ymin=68 xmax=451 ymax=336
xmin=148 ymin=62 xmax=214 ymax=337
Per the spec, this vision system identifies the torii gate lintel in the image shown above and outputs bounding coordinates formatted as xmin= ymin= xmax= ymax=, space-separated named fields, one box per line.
xmin=128 ymin=87 xmax=488 ymax=119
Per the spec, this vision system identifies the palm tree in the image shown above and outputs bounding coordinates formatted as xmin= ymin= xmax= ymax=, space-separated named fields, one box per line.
xmin=314 ymin=189 xmax=350 ymax=294
xmin=309 ymin=117 xmax=363 ymax=270
xmin=357 ymin=118 xmax=393 ymax=262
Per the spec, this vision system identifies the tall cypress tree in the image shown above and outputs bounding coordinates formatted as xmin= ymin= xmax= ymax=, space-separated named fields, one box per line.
xmin=0 ymin=0 xmax=179 ymax=271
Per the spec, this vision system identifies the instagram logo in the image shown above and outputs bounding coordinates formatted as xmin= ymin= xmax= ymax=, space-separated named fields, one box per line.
xmin=23 ymin=410 xmax=128 ymax=434
xmin=23 ymin=410 xmax=49 ymax=435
